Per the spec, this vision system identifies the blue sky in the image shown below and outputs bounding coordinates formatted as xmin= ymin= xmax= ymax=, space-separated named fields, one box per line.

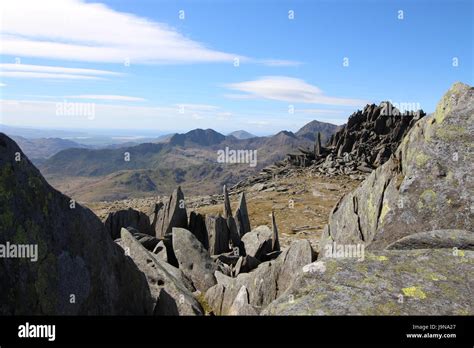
xmin=0 ymin=0 xmax=472 ymax=135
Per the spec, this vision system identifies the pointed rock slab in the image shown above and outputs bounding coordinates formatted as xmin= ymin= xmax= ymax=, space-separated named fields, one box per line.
xmin=205 ymin=215 xmax=230 ymax=255
xmin=228 ymin=286 xmax=258 ymax=316
xmin=223 ymin=185 xmax=232 ymax=218
xmin=105 ymin=208 xmax=153 ymax=239
xmin=172 ymin=228 xmax=218 ymax=293
xmin=241 ymin=225 xmax=275 ymax=261
xmin=314 ymin=131 xmax=322 ymax=157
xmin=271 ymin=211 xmax=280 ymax=252
xmin=149 ymin=202 xmax=164 ymax=233
xmin=234 ymin=192 xmax=251 ymax=237
xmin=121 ymin=228 xmax=203 ymax=316
xmin=188 ymin=211 xmax=209 ymax=249
xmin=0 ymin=133 xmax=152 ymax=315
xmin=155 ymin=187 xmax=188 ymax=238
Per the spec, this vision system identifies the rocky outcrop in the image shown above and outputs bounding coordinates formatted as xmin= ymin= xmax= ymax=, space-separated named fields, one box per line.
xmin=205 ymin=238 xmax=315 ymax=315
xmin=105 ymin=208 xmax=153 ymax=239
xmin=155 ymin=187 xmax=188 ymax=238
xmin=0 ymin=133 xmax=152 ymax=315
xmin=263 ymin=249 xmax=474 ymax=315
xmin=172 ymin=228 xmax=218 ymax=293
xmin=320 ymin=82 xmax=473 ymax=253
xmin=120 ymin=228 xmax=203 ymax=315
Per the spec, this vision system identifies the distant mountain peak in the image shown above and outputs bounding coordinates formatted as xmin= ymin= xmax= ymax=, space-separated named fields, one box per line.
xmin=228 ymin=130 xmax=257 ymax=140
xmin=169 ymin=128 xmax=226 ymax=146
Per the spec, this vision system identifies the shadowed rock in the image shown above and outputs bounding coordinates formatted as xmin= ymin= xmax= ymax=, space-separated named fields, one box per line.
xmin=172 ymin=228 xmax=217 ymax=292
xmin=241 ymin=225 xmax=275 ymax=261
xmin=271 ymin=211 xmax=280 ymax=251
xmin=233 ymin=255 xmax=261 ymax=276
xmin=155 ymin=187 xmax=188 ymax=238
xmin=188 ymin=211 xmax=209 ymax=249
xmin=121 ymin=228 xmax=203 ymax=315
xmin=105 ymin=208 xmax=153 ymax=239
xmin=234 ymin=192 xmax=251 ymax=237
xmin=0 ymin=133 xmax=152 ymax=315
xmin=205 ymin=215 xmax=230 ymax=255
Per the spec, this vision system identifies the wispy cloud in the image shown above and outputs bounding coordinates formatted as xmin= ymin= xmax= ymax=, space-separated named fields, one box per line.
xmin=1 ymin=0 xmax=299 ymax=67
xmin=0 ymin=83 xmax=6 ymax=87
xmin=0 ymin=63 xmax=120 ymax=80
xmin=225 ymin=76 xmax=368 ymax=107
xmin=1 ymin=0 xmax=239 ymax=65
xmin=65 ymin=95 xmax=145 ymax=102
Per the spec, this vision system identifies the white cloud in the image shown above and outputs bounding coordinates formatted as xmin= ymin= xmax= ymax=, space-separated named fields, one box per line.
xmin=0 ymin=63 xmax=120 ymax=80
xmin=65 ymin=95 xmax=145 ymax=102
xmin=0 ymin=83 xmax=6 ymax=87
xmin=0 ymin=71 xmax=103 ymax=80
xmin=225 ymin=76 xmax=368 ymax=107
xmin=259 ymin=59 xmax=302 ymax=67
xmin=0 ymin=0 xmax=240 ymax=64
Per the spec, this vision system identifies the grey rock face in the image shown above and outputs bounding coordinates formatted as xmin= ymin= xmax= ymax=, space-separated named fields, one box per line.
xmin=320 ymin=83 xmax=474 ymax=252
xmin=386 ymin=230 xmax=474 ymax=251
xmin=120 ymin=228 xmax=203 ymax=316
xmin=105 ymin=208 xmax=153 ymax=239
xmin=234 ymin=192 xmax=251 ymax=237
xmin=263 ymin=249 xmax=474 ymax=315
xmin=0 ymin=133 xmax=152 ymax=315
xmin=241 ymin=225 xmax=275 ymax=260
xmin=172 ymin=228 xmax=218 ymax=292
xmin=228 ymin=286 xmax=258 ymax=316
xmin=206 ymin=215 xmax=230 ymax=255
xmin=275 ymin=239 xmax=315 ymax=296
xmin=155 ymin=186 xmax=188 ymax=238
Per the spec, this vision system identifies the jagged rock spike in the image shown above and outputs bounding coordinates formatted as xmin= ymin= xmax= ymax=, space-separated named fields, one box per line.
xmin=234 ymin=192 xmax=251 ymax=237
xmin=223 ymin=184 xmax=232 ymax=218
xmin=271 ymin=211 xmax=280 ymax=252
xmin=155 ymin=186 xmax=188 ymax=238
xmin=314 ymin=131 xmax=322 ymax=157
xmin=205 ymin=215 xmax=230 ymax=255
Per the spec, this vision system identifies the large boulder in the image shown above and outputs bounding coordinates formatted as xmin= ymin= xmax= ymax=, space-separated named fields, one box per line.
xmin=320 ymin=83 xmax=474 ymax=253
xmin=105 ymin=208 xmax=153 ymax=239
xmin=120 ymin=228 xmax=203 ymax=315
xmin=263 ymin=249 xmax=474 ymax=315
xmin=241 ymin=225 xmax=277 ymax=260
xmin=172 ymin=228 xmax=218 ymax=293
xmin=0 ymin=133 xmax=152 ymax=315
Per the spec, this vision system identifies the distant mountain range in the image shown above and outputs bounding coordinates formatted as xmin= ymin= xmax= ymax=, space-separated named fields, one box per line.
xmin=4 ymin=119 xmax=340 ymax=201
